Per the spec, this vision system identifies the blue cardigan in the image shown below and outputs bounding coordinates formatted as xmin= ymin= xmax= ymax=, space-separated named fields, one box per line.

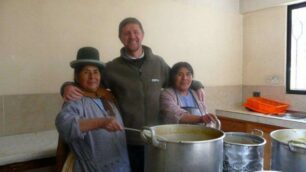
xmin=56 ymin=97 xmax=130 ymax=172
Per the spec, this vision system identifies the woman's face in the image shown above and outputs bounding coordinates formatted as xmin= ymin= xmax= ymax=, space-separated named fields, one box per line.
xmin=174 ymin=67 xmax=193 ymax=92
xmin=77 ymin=65 xmax=101 ymax=92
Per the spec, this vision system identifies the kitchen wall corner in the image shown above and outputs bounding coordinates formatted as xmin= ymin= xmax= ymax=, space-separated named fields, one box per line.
xmin=205 ymin=85 xmax=243 ymax=114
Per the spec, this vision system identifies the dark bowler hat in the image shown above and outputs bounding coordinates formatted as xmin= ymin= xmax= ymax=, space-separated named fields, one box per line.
xmin=70 ymin=47 xmax=104 ymax=70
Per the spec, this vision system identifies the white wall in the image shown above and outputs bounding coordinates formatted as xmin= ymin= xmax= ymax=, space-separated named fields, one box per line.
xmin=0 ymin=0 xmax=242 ymax=95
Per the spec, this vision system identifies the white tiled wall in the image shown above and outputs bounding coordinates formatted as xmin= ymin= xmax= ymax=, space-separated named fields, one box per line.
xmin=0 ymin=93 xmax=62 ymax=136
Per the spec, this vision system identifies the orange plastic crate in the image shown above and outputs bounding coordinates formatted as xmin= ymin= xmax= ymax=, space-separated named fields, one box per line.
xmin=243 ymin=97 xmax=289 ymax=115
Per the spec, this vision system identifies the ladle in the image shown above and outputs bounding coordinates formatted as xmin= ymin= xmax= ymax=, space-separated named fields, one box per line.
xmin=124 ymin=127 xmax=167 ymax=142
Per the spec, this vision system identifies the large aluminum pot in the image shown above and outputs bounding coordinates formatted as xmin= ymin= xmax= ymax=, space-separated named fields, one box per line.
xmin=223 ymin=130 xmax=266 ymax=172
xmin=141 ymin=124 xmax=225 ymax=172
xmin=270 ymin=129 xmax=306 ymax=172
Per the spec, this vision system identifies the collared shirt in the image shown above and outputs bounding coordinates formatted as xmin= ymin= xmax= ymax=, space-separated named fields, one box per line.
xmin=122 ymin=50 xmax=145 ymax=69
xmin=125 ymin=51 xmax=145 ymax=60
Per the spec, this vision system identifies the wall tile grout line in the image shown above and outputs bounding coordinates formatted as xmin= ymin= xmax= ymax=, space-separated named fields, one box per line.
xmin=2 ymin=96 xmax=4 ymax=135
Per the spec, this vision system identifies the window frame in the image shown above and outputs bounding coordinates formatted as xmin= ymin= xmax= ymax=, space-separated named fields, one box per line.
xmin=286 ymin=2 xmax=306 ymax=95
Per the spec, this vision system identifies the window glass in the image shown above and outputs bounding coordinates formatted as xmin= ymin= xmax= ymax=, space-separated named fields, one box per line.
xmin=287 ymin=2 xmax=306 ymax=94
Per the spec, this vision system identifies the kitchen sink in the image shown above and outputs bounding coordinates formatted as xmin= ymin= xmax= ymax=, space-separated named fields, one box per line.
xmin=276 ymin=112 xmax=306 ymax=120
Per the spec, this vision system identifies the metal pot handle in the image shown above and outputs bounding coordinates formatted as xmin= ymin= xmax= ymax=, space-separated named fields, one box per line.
xmin=251 ymin=129 xmax=264 ymax=137
xmin=215 ymin=119 xmax=221 ymax=130
xmin=141 ymin=127 xmax=166 ymax=150
xmin=288 ymin=140 xmax=306 ymax=154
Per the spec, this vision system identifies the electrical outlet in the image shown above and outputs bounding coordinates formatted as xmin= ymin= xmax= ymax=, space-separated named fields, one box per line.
xmin=253 ymin=91 xmax=260 ymax=97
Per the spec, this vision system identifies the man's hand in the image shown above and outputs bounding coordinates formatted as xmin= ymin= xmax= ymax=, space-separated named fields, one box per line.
xmin=63 ymin=85 xmax=84 ymax=101
xmin=196 ymin=88 xmax=205 ymax=102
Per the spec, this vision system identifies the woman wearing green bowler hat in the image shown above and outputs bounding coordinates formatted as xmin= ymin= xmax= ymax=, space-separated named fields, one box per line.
xmin=56 ymin=47 xmax=130 ymax=172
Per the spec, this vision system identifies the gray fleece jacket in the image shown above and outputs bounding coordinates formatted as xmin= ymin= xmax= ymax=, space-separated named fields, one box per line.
xmin=103 ymin=46 xmax=170 ymax=145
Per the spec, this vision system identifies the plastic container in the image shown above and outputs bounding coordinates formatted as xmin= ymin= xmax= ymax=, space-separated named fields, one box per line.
xmin=243 ymin=97 xmax=289 ymax=115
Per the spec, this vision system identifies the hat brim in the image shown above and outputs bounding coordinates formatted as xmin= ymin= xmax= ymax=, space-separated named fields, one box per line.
xmin=70 ymin=59 xmax=105 ymax=70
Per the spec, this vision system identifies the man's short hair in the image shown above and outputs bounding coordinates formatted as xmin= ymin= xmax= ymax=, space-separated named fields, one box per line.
xmin=118 ymin=17 xmax=144 ymax=37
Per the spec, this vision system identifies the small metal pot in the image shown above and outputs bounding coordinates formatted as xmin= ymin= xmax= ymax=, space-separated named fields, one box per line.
xmin=141 ymin=124 xmax=225 ymax=172
xmin=223 ymin=130 xmax=266 ymax=172
xmin=270 ymin=129 xmax=306 ymax=172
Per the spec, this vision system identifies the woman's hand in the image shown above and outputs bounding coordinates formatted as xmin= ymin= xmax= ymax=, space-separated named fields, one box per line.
xmin=79 ymin=117 xmax=123 ymax=132
xmin=63 ymin=85 xmax=84 ymax=102
xmin=102 ymin=117 xmax=123 ymax=132
xmin=201 ymin=113 xmax=219 ymax=124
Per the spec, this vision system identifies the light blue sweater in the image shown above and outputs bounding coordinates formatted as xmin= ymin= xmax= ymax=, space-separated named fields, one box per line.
xmin=56 ymin=97 xmax=130 ymax=172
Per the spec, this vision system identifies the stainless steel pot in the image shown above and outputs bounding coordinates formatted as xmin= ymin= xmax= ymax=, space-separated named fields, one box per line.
xmin=270 ymin=129 xmax=306 ymax=172
xmin=223 ymin=130 xmax=266 ymax=172
xmin=141 ymin=124 xmax=225 ymax=172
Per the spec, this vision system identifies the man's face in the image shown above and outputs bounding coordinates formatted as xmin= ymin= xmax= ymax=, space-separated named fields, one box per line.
xmin=119 ymin=23 xmax=144 ymax=53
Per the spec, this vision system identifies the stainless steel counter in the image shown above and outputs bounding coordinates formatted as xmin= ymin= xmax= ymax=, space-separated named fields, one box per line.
xmin=216 ymin=107 xmax=306 ymax=129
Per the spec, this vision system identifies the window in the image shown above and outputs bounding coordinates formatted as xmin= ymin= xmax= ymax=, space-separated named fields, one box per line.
xmin=287 ymin=2 xmax=306 ymax=94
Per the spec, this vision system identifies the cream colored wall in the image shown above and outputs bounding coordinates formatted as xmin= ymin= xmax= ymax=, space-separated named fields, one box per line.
xmin=240 ymin=0 xmax=303 ymax=13
xmin=0 ymin=0 xmax=242 ymax=96
xmin=242 ymin=6 xmax=306 ymax=112
xmin=243 ymin=6 xmax=287 ymax=86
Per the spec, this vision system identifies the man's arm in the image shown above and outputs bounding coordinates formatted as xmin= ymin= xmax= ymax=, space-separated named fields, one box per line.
xmin=60 ymin=82 xmax=84 ymax=101
xmin=190 ymin=80 xmax=204 ymax=90
xmin=60 ymin=81 xmax=74 ymax=96
xmin=191 ymin=80 xmax=205 ymax=102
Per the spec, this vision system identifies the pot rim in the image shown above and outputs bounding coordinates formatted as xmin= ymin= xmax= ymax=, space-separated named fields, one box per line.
xmin=224 ymin=132 xmax=266 ymax=146
xmin=270 ymin=129 xmax=306 ymax=145
xmin=145 ymin=124 xmax=225 ymax=144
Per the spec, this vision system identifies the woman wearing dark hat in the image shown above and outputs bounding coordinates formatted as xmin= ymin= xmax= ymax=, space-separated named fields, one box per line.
xmin=56 ymin=47 xmax=130 ymax=172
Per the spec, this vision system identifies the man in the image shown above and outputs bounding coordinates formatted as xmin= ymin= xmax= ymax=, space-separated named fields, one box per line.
xmin=62 ymin=17 xmax=203 ymax=172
